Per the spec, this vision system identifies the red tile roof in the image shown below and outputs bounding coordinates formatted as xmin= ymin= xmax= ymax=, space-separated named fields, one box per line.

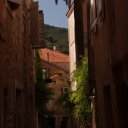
xmin=39 ymin=48 xmax=69 ymax=62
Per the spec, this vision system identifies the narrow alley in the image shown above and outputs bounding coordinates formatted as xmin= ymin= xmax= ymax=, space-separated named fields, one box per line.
xmin=0 ymin=0 xmax=128 ymax=128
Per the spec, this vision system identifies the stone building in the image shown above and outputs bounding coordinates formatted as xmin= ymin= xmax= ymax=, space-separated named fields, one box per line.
xmin=0 ymin=0 xmax=44 ymax=128
xmin=66 ymin=3 xmax=76 ymax=91
xmin=40 ymin=48 xmax=69 ymax=75
xmin=38 ymin=10 xmax=45 ymax=48
xmin=66 ymin=1 xmax=94 ymax=128
xmin=30 ymin=1 xmax=44 ymax=49
xmin=39 ymin=48 xmax=72 ymax=128
xmin=89 ymin=0 xmax=128 ymax=127
xmin=70 ymin=0 xmax=128 ymax=128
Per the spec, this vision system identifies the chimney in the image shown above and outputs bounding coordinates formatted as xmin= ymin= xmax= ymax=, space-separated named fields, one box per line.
xmin=53 ymin=45 xmax=56 ymax=50
xmin=47 ymin=53 xmax=49 ymax=61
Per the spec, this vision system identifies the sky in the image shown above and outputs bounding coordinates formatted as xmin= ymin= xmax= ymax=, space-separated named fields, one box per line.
xmin=37 ymin=0 xmax=68 ymax=28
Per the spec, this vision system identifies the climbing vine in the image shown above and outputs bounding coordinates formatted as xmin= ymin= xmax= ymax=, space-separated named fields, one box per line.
xmin=57 ymin=57 xmax=92 ymax=127
xmin=70 ymin=57 xmax=92 ymax=126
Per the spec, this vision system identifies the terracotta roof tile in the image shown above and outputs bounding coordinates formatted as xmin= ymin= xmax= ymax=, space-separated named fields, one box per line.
xmin=39 ymin=48 xmax=69 ymax=62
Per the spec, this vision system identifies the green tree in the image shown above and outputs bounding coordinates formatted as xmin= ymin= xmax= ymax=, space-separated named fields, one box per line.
xmin=70 ymin=57 xmax=92 ymax=127
xmin=44 ymin=24 xmax=68 ymax=54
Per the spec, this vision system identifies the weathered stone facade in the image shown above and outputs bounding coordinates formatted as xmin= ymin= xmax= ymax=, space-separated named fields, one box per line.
xmin=30 ymin=2 xmax=44 ymax=49
xmin=40 ymin=48 xmax=72 ymax=128
xmin=89 ymin=0 xmax=128 ymax=127
xmin=69 ymin=0 xmax=128 ymax=127
xmin=0 ymin=0 xmax=38 ymax=127
xmin=47 ymin=73 xmax=70 ymax=128
xmin=73 ymin=0 xmax=128 ymax=127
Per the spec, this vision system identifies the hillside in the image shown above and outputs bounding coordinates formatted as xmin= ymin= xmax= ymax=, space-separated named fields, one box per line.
xmin=44 ymin=24 xmax=69 ymax=54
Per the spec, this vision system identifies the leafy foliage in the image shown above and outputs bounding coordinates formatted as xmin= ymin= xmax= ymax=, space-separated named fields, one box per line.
xmin=44 ymin=24 xmax=69 ymax=54
xmin=56 ymin=57 xmax=92 ymax=127
xmin=70 ymin=57 xmax=92 ymax=124
xmin=56 ymin=91 xmax=74 ymax=112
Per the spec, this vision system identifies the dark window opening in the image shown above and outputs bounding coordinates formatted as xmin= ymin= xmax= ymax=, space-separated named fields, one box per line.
xmin=3 ymin=88 xmax=8 ymax=128
xmin=7 ymin=0 xmax=21 ymax=11
xmin=46 ymin=113 xmax=55 ymax=128
xmin=103 ymin=85 xmax=113 ymax=128
xmin=16 ymin=89 xmax=23 ymax=128
xmin=117 ymin=82 xmax=128 ymax=127
xmin=61 ymin=117 xmax=68 ymax=128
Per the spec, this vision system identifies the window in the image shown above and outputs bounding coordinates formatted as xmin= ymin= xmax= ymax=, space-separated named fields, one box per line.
xmin=90 ymin=0 xmax=97 ymax=31
xmin=0 ymin=25 xmax=5 ymax=42
xmin=42 ymin=69 xmax=50 ymax=79
xmin=16 ymin=89 xmax=23 ymax=128
xmin=3 ymin=89 xmax=8 ymax=128
xmin=90 ymin=0 xmax=105 ymax=32
xmin=8 ymin=0 xmax=21 ymax=5
xmin=6 ymin=0 xmax=21 ymax=11
xmin=103 ymin=85 xmax=113 ymax=128
xmin=96 ymin=0 xmax=105 ymax=21
xmin=62 ymin=87 xmax=69 ymax=93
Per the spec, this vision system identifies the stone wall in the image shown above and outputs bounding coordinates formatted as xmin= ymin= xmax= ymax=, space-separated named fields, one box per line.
xmin=88 ymin=0 xmax=128 ymax=127
xmin=0 ymin=0 xmax=37 ymax=128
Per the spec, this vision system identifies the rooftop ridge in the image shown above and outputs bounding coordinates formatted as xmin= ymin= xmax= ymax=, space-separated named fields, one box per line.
xmin=41 ymin=48 xmax=69 ymax=57
xmin=39 ymin=48 xmax=69 ymax=63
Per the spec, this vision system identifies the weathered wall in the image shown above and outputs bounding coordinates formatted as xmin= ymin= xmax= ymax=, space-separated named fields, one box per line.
xmin=67 ymin=3 xmax=76 ymax=78
xmin=47 ymin=74 xmax=69 ymax=128
xmin=40 ymin=50 xmax=71 ymax=128
xmin=89 ymin=0 xmax=128 ymax=127
xmin=0 ymin=0 xmax=37 ymax=128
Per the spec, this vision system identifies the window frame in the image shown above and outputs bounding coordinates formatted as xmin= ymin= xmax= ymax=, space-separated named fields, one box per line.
xmin=90 ymin=0 xmax=105 ymax=32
